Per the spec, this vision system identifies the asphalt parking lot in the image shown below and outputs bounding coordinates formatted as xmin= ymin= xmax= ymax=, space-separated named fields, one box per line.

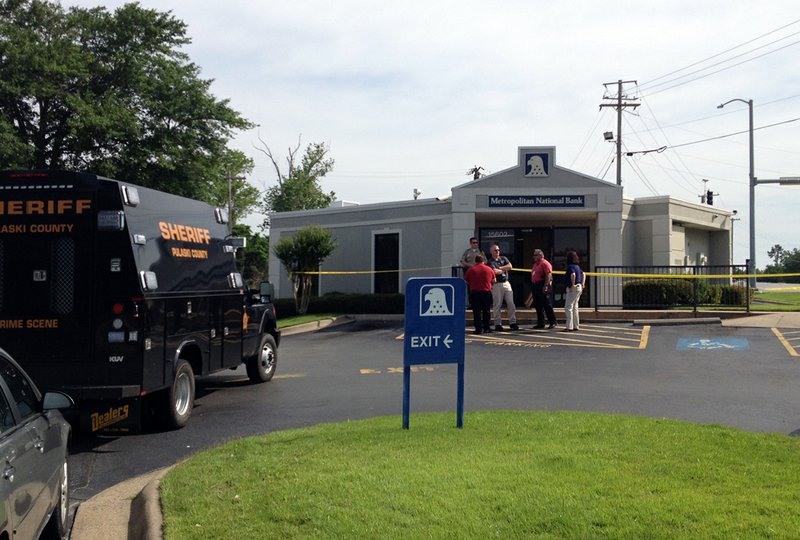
xmin=69 ymin=317 xmax=800 ymax=539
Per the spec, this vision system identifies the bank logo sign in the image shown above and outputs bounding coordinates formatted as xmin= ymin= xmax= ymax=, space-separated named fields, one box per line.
xmin=420 ymin=284 xmax=455 ymax=316
xmin=489 ymin=195 xmax=585 ymax=208
xmin=524 ymin=152 xmax=549 ymax=177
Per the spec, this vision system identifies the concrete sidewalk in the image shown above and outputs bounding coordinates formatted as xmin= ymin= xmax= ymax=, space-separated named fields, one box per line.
xmin=721 ymin=311 xmax=800 ymax=328
xmin=69 ymin=310 xmax=800 ymax=539
xmin=70 ymin=467 xmax=170 ymax=540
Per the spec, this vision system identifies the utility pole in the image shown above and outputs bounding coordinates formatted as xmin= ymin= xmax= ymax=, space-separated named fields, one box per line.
xmin=225 ymin=172 xmax=246 ymax=235
xmin=600 ymin=80 xmax=639 ymax=186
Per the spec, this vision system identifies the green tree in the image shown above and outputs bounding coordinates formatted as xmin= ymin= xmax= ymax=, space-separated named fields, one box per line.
xmin=257 ymin=135 xmax=335 ymax=229
xmin=272 ymin=225 xmax=336 ymax=314
xmin=0 ymin=0 xmax=253 ymax=204
xmin=201 ymin=150 xmax=261 ymax=230
xmin=767 ymin=244 xmax=787 ymax=266
xmin=232 ymin=223 xmax=270 ymax=286
xmin=783 ymin=250 xmax=800 ymax=283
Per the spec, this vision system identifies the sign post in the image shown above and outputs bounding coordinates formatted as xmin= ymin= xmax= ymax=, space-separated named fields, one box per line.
xmin=403 ymin=277 xmax=466 ymax=429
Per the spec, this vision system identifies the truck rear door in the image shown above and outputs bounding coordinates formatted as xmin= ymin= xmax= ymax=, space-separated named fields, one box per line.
xmin=0 ymin=171 xmax=95 ymax=386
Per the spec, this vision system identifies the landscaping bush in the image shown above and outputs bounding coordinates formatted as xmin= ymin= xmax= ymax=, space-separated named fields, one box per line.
xmin=719 ymin=285 xmax=748 ymax=306
xmin=622 ymin=279 xmax=750 ymax=308
xmin=696 ymin=280 xmax=722 ymax=305
xmin=274 ymin=292 xmax=405 ymax=317
xmin=622 ymin=279 xmax=693 ymax=307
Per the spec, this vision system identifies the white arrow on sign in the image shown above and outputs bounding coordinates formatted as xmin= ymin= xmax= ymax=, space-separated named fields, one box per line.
xmin=443 ymin=334 xmax=452 ymax=349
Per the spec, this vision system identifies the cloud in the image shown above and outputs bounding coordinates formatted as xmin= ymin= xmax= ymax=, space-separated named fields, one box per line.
xmin=65 ymin=0 xmax=800 ymax=263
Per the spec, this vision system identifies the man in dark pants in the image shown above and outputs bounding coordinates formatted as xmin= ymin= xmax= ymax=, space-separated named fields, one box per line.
xmin=530 ymin=248 xmax=557 ymax=329
xmin=463 ymin=255 xmax=495 ymax=334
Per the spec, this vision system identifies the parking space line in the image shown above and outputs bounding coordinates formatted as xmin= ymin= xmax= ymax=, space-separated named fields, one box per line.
xmin=639 ymin=326 xmax=650 ymax=349
xmin=360 ymin=366 xmax=438 ymax=375
xmin=471 ymin=333 xmax=638 ymax=349
xmin=521 ymin=328 xmax=644 ymax=345
xmin=772 ymin=328 xmax=799 ymax=357
xmin=397 ymin=325 xmax=650 ymax=350
xmin=274 ymin=373 xmax=308 ymax=379
xmin=576 ymin=324 xmax=644 ymax=336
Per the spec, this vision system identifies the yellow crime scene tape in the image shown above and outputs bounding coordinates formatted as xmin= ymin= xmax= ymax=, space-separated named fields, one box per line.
xmin=294 ymin=266 xmax=800 ymax=282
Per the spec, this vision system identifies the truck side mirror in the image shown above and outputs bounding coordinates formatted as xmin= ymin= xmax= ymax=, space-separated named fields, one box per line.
xmin=259 ymin=282 xmax=274 ymax=303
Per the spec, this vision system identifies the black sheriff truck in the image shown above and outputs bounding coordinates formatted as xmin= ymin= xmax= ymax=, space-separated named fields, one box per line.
xmin=0 ymin=170 xmax=280 ymax=432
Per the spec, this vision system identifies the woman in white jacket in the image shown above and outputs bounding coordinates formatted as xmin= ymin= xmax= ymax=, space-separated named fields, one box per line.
xmin=563 ymin=250 xmax=586 ymax=332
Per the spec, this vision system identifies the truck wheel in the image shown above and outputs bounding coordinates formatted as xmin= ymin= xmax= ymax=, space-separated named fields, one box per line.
xmin=166 ymin=360 xmax=195 ymax=429
xmin=246 ymin=334 xmax=277 ymax=383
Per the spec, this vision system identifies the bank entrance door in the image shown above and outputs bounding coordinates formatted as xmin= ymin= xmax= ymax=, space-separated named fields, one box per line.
xmin=479 ymin=226 xmax=589 ymax=308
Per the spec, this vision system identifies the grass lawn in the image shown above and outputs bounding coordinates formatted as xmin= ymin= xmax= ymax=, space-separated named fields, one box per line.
xmin=753 ymin=291 xmax=800 ymax=309
xmin=160 ymin=411 xmax=800 ymax=539
xmin=277 ymin=313 xmax=339 ymax=329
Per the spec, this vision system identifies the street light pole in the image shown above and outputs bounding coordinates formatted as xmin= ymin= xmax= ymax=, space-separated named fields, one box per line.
xmin=730 ymin=213 xmax=740 ymax=267
xmin=717 ymin=98 xmax=755 ymax=287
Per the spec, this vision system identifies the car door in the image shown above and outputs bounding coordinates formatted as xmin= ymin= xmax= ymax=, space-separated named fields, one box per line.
xmin=0 ymin=386 xmax=19 ymax=537
xmin=0 ymin=356 xmax=51 ymax=539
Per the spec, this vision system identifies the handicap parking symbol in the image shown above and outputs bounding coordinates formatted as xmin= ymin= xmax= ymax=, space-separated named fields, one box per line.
xmin=419 ymin=284 xmax=455 ymax=316
xmin=677 ymin=338 xmax=750 ymax=351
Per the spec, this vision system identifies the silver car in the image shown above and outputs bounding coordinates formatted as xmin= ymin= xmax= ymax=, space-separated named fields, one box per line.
xmin=0 ymin=347 xmax=72 ymax=540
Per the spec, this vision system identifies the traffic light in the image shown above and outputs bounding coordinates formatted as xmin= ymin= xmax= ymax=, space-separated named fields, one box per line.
xmin=706 ymin=190 xmax=714 ymax=206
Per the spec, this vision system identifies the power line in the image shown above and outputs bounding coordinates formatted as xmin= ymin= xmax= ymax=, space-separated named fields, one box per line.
xmin=667 ymin=117 xmax=800 ymax=150
xmin=628 ymin=94 xmax=800 ymax=135
xmin=625 ymin=97 xmax=701 ymax=197
xmin=639 ymin=18 xmax=800 ymax=92
xmin=569 ymin=108 xmax=606 ymax=168
xmin=622 ymin=142 xmax=659 ymax=195
xmin=597 ymin=147 xmax=616 ymax=180
xmin=641 ymin=38 xmax=800 ymax=97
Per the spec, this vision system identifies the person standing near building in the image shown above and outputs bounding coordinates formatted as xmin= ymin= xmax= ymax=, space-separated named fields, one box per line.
xmin=530 ymin=248 xmax=557 ymax=329
xmin=463 ymin=255 xmax=494 ymax=334
xmin=562 ymin=250 xmax=585 ymax=332
xmin=460 ymin=237 xmax=486 ymax=269
xmin=487 ymin=244 xmax=518 ymax=331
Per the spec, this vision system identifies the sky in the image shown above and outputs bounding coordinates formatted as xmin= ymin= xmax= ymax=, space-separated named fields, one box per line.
xmin=68 ymin=1 xmax=800 ymax=269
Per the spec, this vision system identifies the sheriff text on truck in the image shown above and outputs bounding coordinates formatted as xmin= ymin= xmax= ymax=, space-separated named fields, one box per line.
xmin=0 ymin=170 xmax=280 ymax=432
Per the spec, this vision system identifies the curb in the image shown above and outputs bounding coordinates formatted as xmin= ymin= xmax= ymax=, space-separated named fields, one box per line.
xmin=279 ymin=315 xmax=354 ymax=336
xmin=129 ymin=468 xmax=172 ymax=540
xmin=70 ymin=466 xmax=171 ymax=540
xmin=632 ymin=317 xmax=722 ymax=327
xmin=280 ymin=314 xmax=405 ymax=336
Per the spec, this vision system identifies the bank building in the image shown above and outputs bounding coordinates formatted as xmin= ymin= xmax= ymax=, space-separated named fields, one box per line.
xmin=268 ymin=145 xmax=734 ymax=307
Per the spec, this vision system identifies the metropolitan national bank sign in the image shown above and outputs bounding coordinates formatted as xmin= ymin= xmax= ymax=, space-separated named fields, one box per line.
xmin=489 ymin=195 xmax=586 ymax=208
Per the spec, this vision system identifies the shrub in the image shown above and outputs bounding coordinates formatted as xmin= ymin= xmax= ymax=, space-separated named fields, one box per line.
xmin=719 ymin=285 xmax=748 ymax=306
xmin=622 ymin=279 xmax=693 ymax=307
xmin=696 ymin=280 xmax=722 ymax=305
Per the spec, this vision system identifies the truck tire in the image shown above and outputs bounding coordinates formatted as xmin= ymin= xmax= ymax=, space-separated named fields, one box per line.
xmin=166 ymin=359 xmax=195 ymax=429
xmin=246 ymin=334 xmax=277 ymax=383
